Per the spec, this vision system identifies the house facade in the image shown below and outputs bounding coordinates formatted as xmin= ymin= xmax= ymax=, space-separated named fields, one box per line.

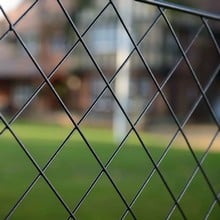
xmin=0 ymin=0 xmax=219 ymax=124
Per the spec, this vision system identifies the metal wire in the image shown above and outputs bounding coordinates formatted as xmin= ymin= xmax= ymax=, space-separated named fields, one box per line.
xmin=135 ymin=0 xmax=220 ymax=20
xmin=0 ymin=0 xmax=219 ymax=219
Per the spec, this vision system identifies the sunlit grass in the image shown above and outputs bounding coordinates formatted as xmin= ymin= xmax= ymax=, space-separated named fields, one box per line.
xmin=0 ymin=121 xmax=220 ymax=219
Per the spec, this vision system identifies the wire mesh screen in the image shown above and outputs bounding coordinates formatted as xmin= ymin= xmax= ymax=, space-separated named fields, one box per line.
xmin=0 ymin=0 xmax=220 ymax=219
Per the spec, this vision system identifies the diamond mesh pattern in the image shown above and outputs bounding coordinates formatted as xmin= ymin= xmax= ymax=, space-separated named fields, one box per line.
xmin=0 ymin=0 xmax=220 ymax=219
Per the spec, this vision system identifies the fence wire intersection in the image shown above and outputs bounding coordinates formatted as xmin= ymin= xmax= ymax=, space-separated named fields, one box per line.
xmin=0 ymin=0 xmax=220 ymax=219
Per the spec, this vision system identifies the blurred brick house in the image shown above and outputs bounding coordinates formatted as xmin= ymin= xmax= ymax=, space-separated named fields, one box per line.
xmin=73 ymin=0 xmax=220 ymax=123
xmin=0 ymin=0 xmax=219 ymax=123
xmin=0 ymin=0 xmax=90 ymax=115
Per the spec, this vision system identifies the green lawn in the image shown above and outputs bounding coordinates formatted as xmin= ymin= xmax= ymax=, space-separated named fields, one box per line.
xmin=0 ymin=121 xmax=220 ymax=219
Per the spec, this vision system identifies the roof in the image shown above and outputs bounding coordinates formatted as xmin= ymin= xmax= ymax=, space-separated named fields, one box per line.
xmin=0 ymin=0 xmax=74 ymax=80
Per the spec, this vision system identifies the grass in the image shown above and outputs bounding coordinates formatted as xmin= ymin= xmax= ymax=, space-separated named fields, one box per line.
xmin=0 ymin=121 xmax=220 ymax=219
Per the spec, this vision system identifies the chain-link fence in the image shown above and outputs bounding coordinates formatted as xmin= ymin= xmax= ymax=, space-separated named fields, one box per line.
xmin=0 ymin=0 xmax=220 ymax=219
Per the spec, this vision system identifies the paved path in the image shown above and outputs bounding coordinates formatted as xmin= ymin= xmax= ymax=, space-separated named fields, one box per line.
xmin=149 ymin=124 xmax=220 ymax=152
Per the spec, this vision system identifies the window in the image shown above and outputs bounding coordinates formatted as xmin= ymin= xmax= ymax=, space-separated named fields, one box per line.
xmin=91 ymin=25 xmax=117 ymax=54
xmin=12 ymin=84 xmax=33 ymax=109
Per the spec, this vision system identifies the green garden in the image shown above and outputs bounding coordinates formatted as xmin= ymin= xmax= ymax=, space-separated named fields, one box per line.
xmin=0 ymin=121 xmax=220 ymax=219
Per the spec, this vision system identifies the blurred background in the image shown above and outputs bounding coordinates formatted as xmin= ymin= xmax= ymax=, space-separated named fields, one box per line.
xmin=0 ymin=1 xmax=220 ymax=219
xmin=0 ymin=0 xmax=220 ymax=136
